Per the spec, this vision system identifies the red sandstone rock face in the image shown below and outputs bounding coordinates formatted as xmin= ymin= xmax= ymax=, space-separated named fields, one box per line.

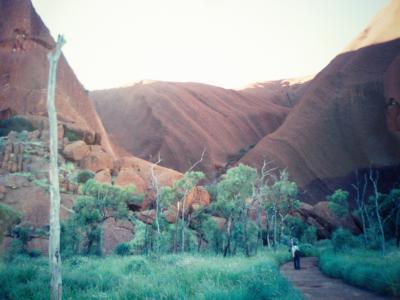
xmin=102 ymin=218 xmax=134 ymax=255
xmin=240 ymin=1 xmax=400 ymax=202
xmin=185 ymin=186 xmax=210 ymax=210
xmin=63 ymin=140 xmax=90 ymax=161
xmin=91 ymin=81 xmax=300 ymax=179
xmin=0 ymin=0 xmax=115 ymax=156
xmin=94 ymin=168 xmax=112 ymax=185
xmin=115 ymin=167 xmax=147 ymax=194
xmin=79 ymin=146 xmax=114 ymax=172
xmin=114 ymin=156 xmax=182 ymax=187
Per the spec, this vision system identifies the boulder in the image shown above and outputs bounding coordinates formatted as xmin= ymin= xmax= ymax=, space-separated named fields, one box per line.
xmin=115 ymin=167 xmax=147 ymax=194
xmin=102 ymin=218 xmax=134 ymax=255
xmin=114 ymin=156 xmax=182 ymax=187
xmin=135 ymin=209 xmax=156 ymax=225
xmin=0 ymin=185 xmax=6 ymax=200
xmin=312 ymin=201 xmax=360 ymax=234
xmin=297 ymin=200 xmax=361 ymax=238
xmin=164 ymin=207 xmax=178 ymax=223
xmin=79 ymin=147 xmax=113 ymax=172
xmin=2 ymin=187 xmax=75 ymax=227
xmin=63 ymin=140 xmax=90 ymax=161
xmin=94 ymin=168 xmax=112 ymax=185
xmin=185 ymin=186 xmax=210 ymax=210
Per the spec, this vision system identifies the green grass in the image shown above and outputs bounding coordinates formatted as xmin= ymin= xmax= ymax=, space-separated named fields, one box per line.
xmin=0 ymin=250 xmax=302 ymax=300
xmin=319 ymin=248 xmax=400 ymax=297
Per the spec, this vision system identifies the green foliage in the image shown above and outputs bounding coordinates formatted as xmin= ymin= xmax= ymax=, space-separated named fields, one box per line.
xmin=0 ymin=117 xmax=34 ymax=137
xmin=327 ymin=189 xmax=349 ymax=218
xmin=6 ymin=225 xmax=38 ymax=260
xmin=114 ymin=243 xmax=131 ymax=256
xmin=302 ymin=225 xmax=317 ymax=244
xmin=284 ymin=216 xmax=306 ymax=240
xmin=201 ymin=217 xmax=224 ymax=254
xmin=331 ymin=228 xmax=359 ymax=252
xmin=215 ymin=164 xmax=257 ymax=217
xmin=0 ymin=204 xmax=21 ymax=244
xmin=63 ymin=128 xmax=80 ymax=142
xmin=174 ymin=171 xmax=205 ymax=197
xmin=319 ymin=249 xmax=400 ymax=297
xmin=259 ymin=169 xmax=300 ymax=249
xmin=32 ymin=178 xmax=49 ymax=190
xmin=76 ymin=170 xmax=95 ymax=184
xmin=212 ymin=164 xmax=258 ymax=256
xmin=299 ymin=243 xmax=319 ymax=257
xmin=80 ymin=179 xmax=143 ymax=213
xmin=0 ymin=251 xmax=302 ymax=300
xmin=129 ymin=218 xmax=147 ymax=255
xmin=61 ymin=180 xmax=141 ymax=256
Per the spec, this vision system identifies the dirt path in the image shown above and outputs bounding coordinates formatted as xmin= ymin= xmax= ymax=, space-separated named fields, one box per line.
xmin=280 ymin=257 xmax=396 ymax=300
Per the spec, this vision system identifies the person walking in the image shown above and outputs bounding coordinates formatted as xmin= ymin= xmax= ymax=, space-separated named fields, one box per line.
xmin=290 ymin=240 xmax=301 ymax=270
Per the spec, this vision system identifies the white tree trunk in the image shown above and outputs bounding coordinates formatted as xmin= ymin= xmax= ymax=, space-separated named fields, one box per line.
xmin=47 ymin=35 xmax=66 ymax=300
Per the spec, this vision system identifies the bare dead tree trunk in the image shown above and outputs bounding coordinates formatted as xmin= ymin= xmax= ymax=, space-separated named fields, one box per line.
xmin=352 ymin=170 xmax=369 ymax=248
xmin=223 ymin=217 xmax=233 ymax=257
xmin=181 ymin=149 xmax=206 ymax=253
xmin=369 ymin=168 xmax=385 ymax=255
xmin=150 ymin=154 xmax=162 ymax=234
xmin=47 ymin=35 xmax=65 ymax=300
xmin=181 ymin=191 xmax=188 ymax=252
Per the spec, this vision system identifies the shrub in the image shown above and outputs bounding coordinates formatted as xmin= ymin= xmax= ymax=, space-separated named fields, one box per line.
xmin=63 ymin=129 xmax=80 ymax=142
xmin=302 ymin=225 xmax=317 ymax=244
xmin=319 ymin=249 xmax=400 ymax=297
xmin=0 ymin=116 xmax=34 ymax=137
xmin=0 ymin=203 xmax=21 ymax=244
xmin=284 ymin=216 xmax=306 ymax=240
xmin=76 ymin=170 xmax=95 ymax=184
xmin=331 ymin=228 xmax=358 ymax=252
xmin=28 ymin=249 xmax=42 ymax=258
xmin=114 ymin=243 xmax=131 ymax=256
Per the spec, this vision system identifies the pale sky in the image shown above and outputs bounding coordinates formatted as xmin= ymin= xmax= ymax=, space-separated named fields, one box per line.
xmin=32 ymin=0 xmax=389 ymax=91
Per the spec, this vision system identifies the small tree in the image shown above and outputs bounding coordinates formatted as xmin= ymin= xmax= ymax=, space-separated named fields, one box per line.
xmin=213 ymin=164 xmax=257 ymax=257
xmin=175 ymin=171 xmax=205 ymax=252
xmin=327 ymin=189 xmax=349 ymax=218
xmin=67 ymin=179 xmax=143 ymax=255
xmin=261 ymin=170 xmax=299 ymax=250
xmin=302 ymin=225 xmax=317 ymax=244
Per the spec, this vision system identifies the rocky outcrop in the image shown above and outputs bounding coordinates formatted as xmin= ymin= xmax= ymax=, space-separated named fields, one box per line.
xmin=184 ymin=186 xmax=210 ymax=211
xmin=0 ymin=0 xmax=115 ymax=156
xmin=79 ymin=145 xmax=114 ymax=172
xmin=91 ymin=81 xmax=296 ymax=179
xmin=299 ymin=201 xmax=360 ymax=238
xmin=0 ymin=138 xmax=24 ymax=173
xmin=240 ymin=1 xmax=400 ymax=202
xmin=115 ymin=167 xmax=147 ymax=194
xmin=103 ymin=218 xmax=134 ymax=255
xmin=63 ymin=140 xmax=90 ymax=161
xmin=94 ymin=168 xmax=112 ymax=185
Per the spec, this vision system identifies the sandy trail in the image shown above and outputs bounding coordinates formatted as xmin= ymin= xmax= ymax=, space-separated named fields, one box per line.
xmin=280 ymin=257 xmax=397 ymax=300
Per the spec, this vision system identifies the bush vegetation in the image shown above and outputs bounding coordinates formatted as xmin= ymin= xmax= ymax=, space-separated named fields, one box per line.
xmin=0 ymin=116 xmax=34 ymax=137
xmin=0 ymin=250 xmax=302 ymax=300
xmin=75 ymin=170 xmax=95 ymax=184
xmin=319 ymin=247 xmax=400 ymax=297
xmin=0 ymin=204 xmax=21 ymax=245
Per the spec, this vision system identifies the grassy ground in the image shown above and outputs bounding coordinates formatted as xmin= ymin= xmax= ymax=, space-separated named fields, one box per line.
xmin=319 ymin=248 xmax=400 ymax=297
xmin=0 ymin=249 xmax=302 ymax=300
